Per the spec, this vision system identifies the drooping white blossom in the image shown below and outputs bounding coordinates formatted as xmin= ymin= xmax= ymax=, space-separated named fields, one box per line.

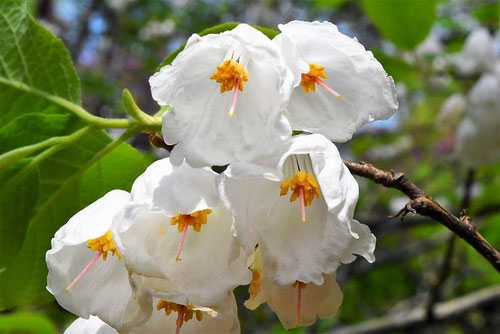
xmin=245 ymin=248 xmax=343 ymax=329
xmin=453 ymin=27 xmax=495 ymax=76
xmin=113 ymin=158 xmax=252 ymax=307
xmin=46 ymin=190 xmax=150 ymax=332
xmin=456 ymin=73 xmax=500 ymax=167
xmin=274 ymin=20 xmax=398 ymax=142
xmin=219 ymin=134 xmax=376 ymax=287
xmin=150 ymin=24 xmax=294 ymax=170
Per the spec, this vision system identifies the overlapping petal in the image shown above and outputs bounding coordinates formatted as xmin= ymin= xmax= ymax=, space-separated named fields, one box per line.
xmin=274 ymin=20 xmax=398 ymax=142
xmin=150 ymin=24 xmax=293 ymax=169
xmin=46 ymin=190 xmax=150 ymax=332
xmin=113 ymin=158 xmax=251 ymax=307
xmin=219 ymin=134 xmax=375 ymax=286
xmin=245 ymin=249 xmax=343 ymax=329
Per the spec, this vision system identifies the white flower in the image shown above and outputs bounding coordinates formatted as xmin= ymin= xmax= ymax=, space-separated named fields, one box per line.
xmin=436 ymin=93 xmax=466 ymax=131
xmin=150 ymin=23 xmax=293 ymax=170
xmin=453 ymin=27 xmax=495 ymax=76
xmin=219 ymin=134 xmax=376 ymax=287
xmin=64 ymin=316 xmax=117 ymax=334
xmin=274 ymin=20 xmax=398 ymax=142
xmin=113 ymin=158 xmax=252 ymax=307
xmin=64 ymin=294 xmax=240 ymax=334
xmin=245 ymin=248 xmax=343 ymax=329
xmin=46 ymin=190 xmax=150 ymax=332
xmin=456 ymin=73 xmax=500 ymax=167
xmin=128 ymin=291 xmax=240 ymax=334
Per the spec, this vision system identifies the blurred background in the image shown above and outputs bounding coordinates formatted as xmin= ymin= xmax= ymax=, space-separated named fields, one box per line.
xmin=7 ymin=0 xmax=500 ymax=333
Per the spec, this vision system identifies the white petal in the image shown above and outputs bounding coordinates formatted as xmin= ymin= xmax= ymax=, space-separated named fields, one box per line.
xmin=64 ymin=316 xmax=117 ymax=334
xmin=130 ymin=158 xmax=219 ymax=216
xmin=46 ymin=243 xmax=148 ymax=331
xmin=152 ymin=24 xmax=293 ymax=169
xmin=456 ymin=74 xmax=500 ymax=167
xmin=276 ymin=20 xmax=398 ymax=142
xmin=49 ymin=190 xmax=130 ymax=249
xmin=219 ymin=134 xmax=375 ymax=285
xmin=268 ymin=273 xmax=343 ymax=329
xmin=128 ymin=293 xmax=240 ymax=334
xmin=115 ymin=205 xmax=251 ymax=306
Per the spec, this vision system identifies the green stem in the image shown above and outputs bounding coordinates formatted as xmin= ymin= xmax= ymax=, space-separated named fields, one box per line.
xmin=0 ymin=78 xmax=135 ymax=128
xmin=0 ymin=128 xmax=95 ymax=172
xmin=0 ymin=126 xmax=97 ymax=195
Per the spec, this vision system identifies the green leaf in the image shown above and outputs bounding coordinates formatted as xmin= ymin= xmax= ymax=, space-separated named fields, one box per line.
xmin=0 ymin=311 xmax=57 ymax=334
xmin=313 ymin=0 xmax=348 ymax=10
xmin=472 ymin=2 xmax=500 ymax=30
xmin=0 ymin=0 xmax=147 ymax=309
xmin=156 ymin=22 xmax=279 ymax=70
xmin=360 ymin=0 xmax=437 ymax=49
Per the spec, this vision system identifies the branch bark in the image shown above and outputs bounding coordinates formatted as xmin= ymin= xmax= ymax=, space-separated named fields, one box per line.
xmin=343 ymin=160 xmax=500 ymax=273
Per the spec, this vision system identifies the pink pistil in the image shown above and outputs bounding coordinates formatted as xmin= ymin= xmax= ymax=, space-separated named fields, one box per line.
xmin=296 ymin=283 xmax=302 ymax=328
xmin=229 ymin=77 xmax=240 ymax=117
xmin=65 ymin=249 xmax=103 ymax=293
xmin=299 ymin=186 xmax=306 ymax=222
xmin=176 ymin=220 xmax=190 ymax=262
xmin=175 ymin=307 xmax=185 ymax=334
xmin=314 ymin=78 xmax=342 ymax=99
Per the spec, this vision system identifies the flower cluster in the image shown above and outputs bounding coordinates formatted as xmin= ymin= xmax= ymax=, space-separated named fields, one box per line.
xmin=46 ymin=21 xmax=398 ymax=333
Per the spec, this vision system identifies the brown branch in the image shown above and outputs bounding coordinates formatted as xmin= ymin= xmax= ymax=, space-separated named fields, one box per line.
xmin=343 ymin=160 xmax=500 ymax=273
xmin=330 ymin=284 xmax=500 ymax=334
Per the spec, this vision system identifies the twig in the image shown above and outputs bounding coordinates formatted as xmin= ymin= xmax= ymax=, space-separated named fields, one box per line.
xmin=329 ymin=284 xmax=500 ymax=334
xmin=343 ymin=160 xmax=500 ymax=272
xmin=425 ymin=168 xmax=475 ymax=321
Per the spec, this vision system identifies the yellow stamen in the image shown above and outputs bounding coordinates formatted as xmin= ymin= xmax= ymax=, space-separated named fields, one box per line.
xmin=300 ymin=64 xmax=328 ymax=94
xmin=210 ymin=60 xmax=249 ymax=93
xmin=170 ymin=209 xmax=212 ymax=233
xmin=86 ymin=230 xmax=120 ymax=261
xmin=248 ymin=269 xmax=262 ymax=298
xmin=157 ymin=300 xmax=204 ymax=327
xmin=280 ymin=171 xmax=321 ymax=207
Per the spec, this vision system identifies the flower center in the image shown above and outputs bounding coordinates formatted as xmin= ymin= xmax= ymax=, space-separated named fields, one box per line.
xmin=300 ymin=63 xmax=342 ymax=98
xmin=209 ymin=59 xmax=249 ymax=116
xmin=170 ymin=209 xmax=212 ymax=261
xmin=248 ymin=268 xmax=262 ymax=298
xmin=86 ymin=230 xmax=121 ymax=261
xmin=157 ymin=300 xmax=203 ymax=334
xmin=65 ymin=230 xmax=120 ymax=293
xmin=210 ymin=59 xmax=249 ymax=93
xmin=280 ymin=170 xmax=321 ymax=222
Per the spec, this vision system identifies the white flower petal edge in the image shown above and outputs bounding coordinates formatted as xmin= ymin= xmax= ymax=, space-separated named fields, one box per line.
xmin=274 ymin=20 xmax=398 ymax=142
xmin=130 ymin=158 xmax=219 ymax=216
xmin=456 ymin=73 xmax=500 ymax=167
xmin=64 ymin=316 xmax=117 ymax=334
xmin=113 ymin=158 xmax=251 ymax=306
xmin=46 ymin=190 xmax=149 ymax=332
xmin=219 ymin=134 xmax=376 ymax=286
xmin=151 ymin=23 xmax=293 ymax=170
xmin=245 ymin=249 xmax=343 ymax=330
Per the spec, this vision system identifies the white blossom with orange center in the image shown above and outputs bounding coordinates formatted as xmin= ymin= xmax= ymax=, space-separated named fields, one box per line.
xmin=46 ymin=190 xmax=150 ymax=332
xmin=113 ymin=158 xmax=252 ymax=307
xmin=274 ymin=20 xmax=398 ymax=142
xmin=244 ymin=248 xmax=343 ymax=329
xmin=218 ymin=134 xmax=376 ymax=287
xmin=150 ymin=24 xmax=294 ymax=171
xmin=64 ymin=293 xmax=240 ymax=334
